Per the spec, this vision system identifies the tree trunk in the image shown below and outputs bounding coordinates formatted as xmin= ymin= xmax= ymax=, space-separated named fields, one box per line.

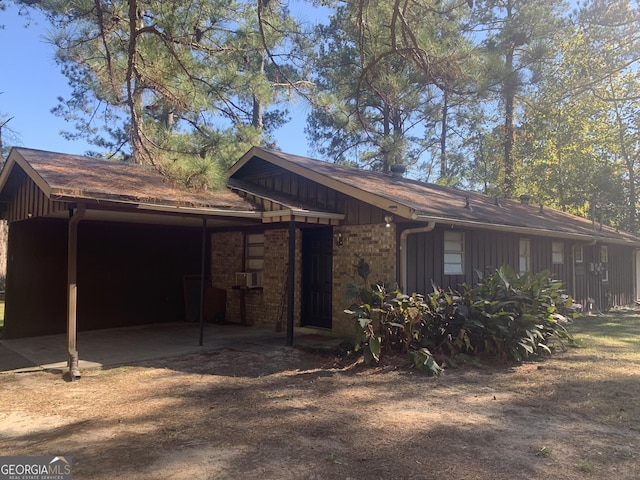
xmin=503 ymin=44 xmax=516 ymax=199
xmin=440 ymin=90 xmax=448 ymax=178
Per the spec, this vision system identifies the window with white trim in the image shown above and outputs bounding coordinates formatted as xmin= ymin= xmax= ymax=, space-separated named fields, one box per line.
xmin=444 ymin=231 xmax=464 ymax=275
xmin=519 ymin=239 xmax=531 ymax=273
xmin=575 ymin=245 xmax=583 ymax=263
xmin=552 ymin=241 xmax=564 ymax=264
xmin=600 ymin=245 xmax=609 ymax=282
xmin=245 ymin=233 xmax=265 ymax=271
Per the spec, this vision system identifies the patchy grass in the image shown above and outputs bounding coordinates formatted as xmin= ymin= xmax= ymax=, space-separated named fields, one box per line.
xmin=568 ymin=312 xmax=640 ymax=358
xmin=0 ymin=312 xmax=639 ymax=479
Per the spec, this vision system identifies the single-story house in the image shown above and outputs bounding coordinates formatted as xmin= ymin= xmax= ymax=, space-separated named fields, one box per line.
xmin=1 ymin=146 xmax=639 ymax=368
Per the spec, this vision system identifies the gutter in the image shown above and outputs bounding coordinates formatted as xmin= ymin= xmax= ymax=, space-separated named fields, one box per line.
xmin=52 ymin=194 xmax=263 ymax=219
xmin=411 ymin=214 xmax=640 ymax=247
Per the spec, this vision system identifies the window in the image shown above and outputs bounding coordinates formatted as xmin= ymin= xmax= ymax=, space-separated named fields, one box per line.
xmin=600 ymin=245 xmax=609 ymax=282
xmin=552 ymin=241 xmax=564 ymax=264
xmin=245 ymin=233 xmax=265 ymax=271
xmin=519 ymin=239 xmax=531 ymax=273
xmin=444 ymin=231 xmax=464 ymax=275
xmin=575 ymin=245 xmax=583 ymax=263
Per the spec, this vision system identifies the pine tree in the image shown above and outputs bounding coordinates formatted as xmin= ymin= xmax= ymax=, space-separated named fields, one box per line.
xmin=32 ymin=0 xmax=304 ymax=188
xmin=306 ymin=0 xmax=473 ymax=174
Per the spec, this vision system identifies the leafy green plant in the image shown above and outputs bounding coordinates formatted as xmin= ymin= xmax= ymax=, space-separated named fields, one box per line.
xmin=407 ymin=347 xmax=444 ymax=375
xmin=353 ymin=317 xmax=382 ymax=364
xmin=345 ymin=263 xmax=577 ymax=372
xmin=345 ymin=281 xmax=384 ymax=364
xmin=346 ymin=285 xmax=445 ymax=375
xmin=455 ymin=266 xmax=578 ymax=362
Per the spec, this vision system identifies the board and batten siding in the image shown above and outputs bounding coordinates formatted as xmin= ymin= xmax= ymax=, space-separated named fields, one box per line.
xmin=404 ymin=226 xmax=575 ymax=296
xmin=405 ymin=226 xmax=637 ymax=308
xmin=606 ymin=245 xmax=634 ymax=307
xmin=246 ymin=168 xmax=390 ymax=226
xmin=4 ymin=168 xmax=68 ymax=224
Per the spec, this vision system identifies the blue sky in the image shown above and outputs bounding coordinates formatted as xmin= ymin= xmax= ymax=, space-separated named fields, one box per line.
xmin=0 ymin=3 xmax=314 ymax=157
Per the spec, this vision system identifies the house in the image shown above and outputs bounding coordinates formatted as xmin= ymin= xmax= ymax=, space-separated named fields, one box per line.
xmin=226 ymin=147 xmax=640 ymax=336
xmin=1 ymin=146 xmax=639 ymax=353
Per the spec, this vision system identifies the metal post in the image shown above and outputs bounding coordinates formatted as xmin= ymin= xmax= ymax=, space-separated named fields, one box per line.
xmin=199 ymin=218 xmax=207 ymax=346
xmin=67 ymin=204 xmax=85 ymax=380
xmin=287 ymin=218 xmax=296 ymax=346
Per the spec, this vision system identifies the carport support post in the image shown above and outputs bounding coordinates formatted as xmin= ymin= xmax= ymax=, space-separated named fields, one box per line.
xmin=67 ymin=204 xmax=86 ymax=380
xmin=287 ymin=218 xmax=296 ymax=346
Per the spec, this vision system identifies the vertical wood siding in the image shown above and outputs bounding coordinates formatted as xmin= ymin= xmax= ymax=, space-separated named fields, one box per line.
xmin=6 ymin=171 xmax=68 ymax=224
xmin=404 ymin=226 xmax=635 ymax=308
xmin=407 ymin=227 xmax=524 ymax=294
xmin=247 ymin=168 xmax=386 ymax=226
xmin=603 ymin=245 xmax=635 ymax=308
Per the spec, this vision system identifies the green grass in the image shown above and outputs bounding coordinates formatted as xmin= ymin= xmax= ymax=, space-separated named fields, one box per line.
xmin=567 ymin=311 xmax=640 ymax=360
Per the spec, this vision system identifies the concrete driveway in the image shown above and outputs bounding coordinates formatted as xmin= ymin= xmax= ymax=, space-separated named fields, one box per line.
xmin=0 ymin=322 xmax=317 ymax=373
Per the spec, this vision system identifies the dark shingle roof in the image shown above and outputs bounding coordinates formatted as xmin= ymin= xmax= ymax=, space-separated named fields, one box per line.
xmin=3 ymin=148 xmax=257 ymax=211
xmin=232 ymin=147 xmax=640 ymax=245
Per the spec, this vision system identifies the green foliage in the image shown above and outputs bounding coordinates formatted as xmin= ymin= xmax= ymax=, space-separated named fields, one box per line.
xmin=307 ymin=0 xmax=474 ymax=174
xmin=345 ymin=283 xmax=385 ymax=365
xmin=345 ymin=264 xmax=577 ymax=374
xmin=457 ymin=266 xmax=578 ymax=362
xmin=34 ymin=0 xmax=304 ymax=188
xmin=346 ymin=286 xmax=449 ymax=376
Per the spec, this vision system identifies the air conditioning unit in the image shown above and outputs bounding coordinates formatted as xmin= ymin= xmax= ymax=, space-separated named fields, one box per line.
xmin=235 ymin=271 xmax=263 ymax=288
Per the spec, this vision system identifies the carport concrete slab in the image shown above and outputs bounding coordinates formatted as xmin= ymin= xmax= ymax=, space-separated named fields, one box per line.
xmin=0 ymin=322 xmax=287 ymax=373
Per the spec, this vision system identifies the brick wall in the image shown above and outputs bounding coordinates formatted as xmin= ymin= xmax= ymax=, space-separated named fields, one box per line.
xmin=331 ymin=223 xmax=397 ymax=337
xmin=210 ymin=231 xmax=244 ymax=323
xmin=210 ymin=228 xmax=301 ymax=328
xmin=211 ymin=223 xmax=395 ymax=338
xmin=259 ymin=228 xmax=302 ymax=328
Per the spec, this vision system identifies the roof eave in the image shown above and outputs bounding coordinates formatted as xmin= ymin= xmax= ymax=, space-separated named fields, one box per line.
xmin=0 ymin=148 xmax=54 ymax=197
xmin=54 ymin=194 xmax=262 ymax=219
xmin=413 ymin=214 xmax=640 ymax=246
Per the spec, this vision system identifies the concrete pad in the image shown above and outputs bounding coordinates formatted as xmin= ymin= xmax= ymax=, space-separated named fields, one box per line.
xmin=0 ymin=343 xmax=37 ymax=371
xmin=0 ymin=322 xmax=288 ymax=373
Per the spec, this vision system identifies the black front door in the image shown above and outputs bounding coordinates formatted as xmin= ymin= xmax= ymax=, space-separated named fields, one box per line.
xmin=302 ymin=228 xmax=333 ymax=328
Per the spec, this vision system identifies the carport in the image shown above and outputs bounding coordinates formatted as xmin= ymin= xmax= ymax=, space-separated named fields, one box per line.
xmin=0 ymin=322 xmax=287 ymax=373
xmin=0 ymin=148 xmax=300 ymax=378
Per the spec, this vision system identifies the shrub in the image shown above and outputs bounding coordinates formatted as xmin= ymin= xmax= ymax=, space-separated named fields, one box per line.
xmin=346 ymin=285 xmax=445 ymax=376
xmin=457 ymin=266 xmax=578 ymax=362
xmin=345 ymin=266 xmax=577 ymax=374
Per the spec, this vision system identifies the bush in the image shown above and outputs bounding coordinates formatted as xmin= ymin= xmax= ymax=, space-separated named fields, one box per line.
xmin=457 ymin=266 xmax=577 ymax=362
xmin=345 ymin=266 xmax=577 ymax=374
xmin=345 ymin=285 xmax=448 ymax=376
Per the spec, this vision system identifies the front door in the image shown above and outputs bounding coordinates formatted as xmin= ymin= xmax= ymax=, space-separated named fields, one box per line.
xmin=302 ymin=228 xmax=333 ymax=329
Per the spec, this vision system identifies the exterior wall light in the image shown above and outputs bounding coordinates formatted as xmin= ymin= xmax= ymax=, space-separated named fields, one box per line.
xmin=384 ymin=215 xmax=393 ymax=227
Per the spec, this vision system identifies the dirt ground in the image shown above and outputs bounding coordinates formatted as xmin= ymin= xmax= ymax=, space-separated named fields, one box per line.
xmin=1 ymin=318 xmax=639 ymax=480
